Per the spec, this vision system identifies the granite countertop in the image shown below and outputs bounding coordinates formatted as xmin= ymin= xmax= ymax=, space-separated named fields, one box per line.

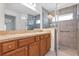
xmin=0 ymin=31 xmax=50 ymax=42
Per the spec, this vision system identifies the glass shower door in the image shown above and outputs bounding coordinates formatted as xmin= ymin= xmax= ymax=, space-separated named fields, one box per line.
xmin=57 ymin=4 xmax=78 ymax=56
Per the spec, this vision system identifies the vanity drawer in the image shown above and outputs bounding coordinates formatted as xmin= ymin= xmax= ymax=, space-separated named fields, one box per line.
xmin=2 ymin=40 xmax=17 ymax=53
xmin=44 ymin=34 xmax=50 ymax=39
xmin=2 ymin=47 xmax=26 ymax=56
xmin=2 ymin=50 xmax=16 ymax=56
xmin=18 ymin=37 xmax=35 ymax=47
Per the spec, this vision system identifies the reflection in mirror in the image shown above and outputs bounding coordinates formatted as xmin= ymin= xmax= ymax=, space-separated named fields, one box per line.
xmin=5 ymin=15 xmax=16 ymax=31
xmin=0 ymin=3 xmax=40 ymax=32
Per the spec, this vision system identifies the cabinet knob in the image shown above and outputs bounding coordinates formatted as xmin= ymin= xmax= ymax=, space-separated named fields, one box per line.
xmin=8 ymin=45 xmax=12 ymax=48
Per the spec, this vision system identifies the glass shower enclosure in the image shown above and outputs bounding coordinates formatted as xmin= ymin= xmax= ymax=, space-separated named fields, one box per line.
xmin=55 ymin=3 xmax=79 ymax=56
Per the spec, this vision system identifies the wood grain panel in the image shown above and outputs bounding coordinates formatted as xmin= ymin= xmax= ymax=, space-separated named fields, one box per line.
xmin=2 ymin=40 xmax=17 ymax=53
xmin=40 ymin=38 xmax=47 ymax=56
xmin=29 ymin=41 xmax=40 ymax=56
xmin=0 ymin=43 xmax=1 ymax=55
xmin=3 ymin=47 xmax=26 ymax=56
xmin=46 ymin=34 xmax=51 ymax=51
xmin=35 ymin=36 xmax=40 ymax=41
xmin=15 ymin=47 xmax=25 ymax=56
xmin=18 ymin=37 xmax=35 ymax=47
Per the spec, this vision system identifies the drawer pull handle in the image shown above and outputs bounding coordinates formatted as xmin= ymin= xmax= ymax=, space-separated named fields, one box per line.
xmin=8 ymin=45 xmax=12 ymax=48
xmin=60 ymin=31 xmax=70 ymax=32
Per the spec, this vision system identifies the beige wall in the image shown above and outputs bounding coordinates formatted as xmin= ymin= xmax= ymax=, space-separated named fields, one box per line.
xmin=0 ymin=4 xmax=6 ymax=31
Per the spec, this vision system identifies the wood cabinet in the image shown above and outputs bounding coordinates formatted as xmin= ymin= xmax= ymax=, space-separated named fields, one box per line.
xmin=2 ymin=50 xmax=16 ymax=56
xmin=0 ymin=33 xmax=51 ymax=56
xmin=40 ymin=35 xmax=47 ymax=56
xmin=35 ymin=36 xmax=40 ymax=41
xmin=15 ymin=47 xmax=26 ymax=56
xmin=29 ymin=41 xmax=40 ymax=56
xmin=46 ymin=34 xmax=51 ymax=51
xmin=3 ymin=47 xmax=28 ymax=56
xmin=25 ymin=46 xmax=29 ymax=56
xmin=2 ymin=40 xmax=17 ymax=53
xmin=0 ymin=43 xmax=1 ymax=55
xmin=18 ymin=37 xmax=35 ymax=47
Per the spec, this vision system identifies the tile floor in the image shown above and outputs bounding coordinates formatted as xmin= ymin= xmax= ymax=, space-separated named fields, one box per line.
xmin=45 ymin=51 xmax=55 ymax=56
xmin=45 ymin=47 xmax=78 ymax=56
xmin=58 ymin=47 xmax=78 ymax=56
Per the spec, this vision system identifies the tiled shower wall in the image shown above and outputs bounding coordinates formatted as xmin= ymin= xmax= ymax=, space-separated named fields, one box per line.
xmin=58 ymin=5 xmax=77 ymax=49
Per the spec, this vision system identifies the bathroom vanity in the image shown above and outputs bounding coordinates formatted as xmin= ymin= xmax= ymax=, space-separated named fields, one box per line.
xmin=0 ymin=31 xmax=51 ymax=56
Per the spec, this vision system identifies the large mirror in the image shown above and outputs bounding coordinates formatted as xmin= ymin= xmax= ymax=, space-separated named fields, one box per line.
xmin=0 ymin=3 xmax=57 ymax=31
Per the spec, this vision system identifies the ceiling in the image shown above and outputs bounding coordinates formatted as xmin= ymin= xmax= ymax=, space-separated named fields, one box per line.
xmin=5 ymin=3 xmax=39 ymax=16
xmin=37 ymin=3 xmax=56 ymax=11
xmin=37 ymin=3 xmax=77 ymax=12
xmin=5 ymin=3 xmax=77 ymax=16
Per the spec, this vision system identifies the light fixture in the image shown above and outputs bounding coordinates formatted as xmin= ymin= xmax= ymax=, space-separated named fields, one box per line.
xmin=48 ymin=14 xmax=53 ymax=19
xmin=21 ymin=3 xmax=37 ymax=12
xmin=21 ymin=16 xmax=26 ymax=19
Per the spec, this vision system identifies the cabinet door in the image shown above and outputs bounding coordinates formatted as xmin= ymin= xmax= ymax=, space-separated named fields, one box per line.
xmin=18 ymin=37 xmax=35 ymax=47
xmin=47 ymin=34 xmax=51 ymax=51
xmin=2 ymin=50 xmax=16 ymax=56
xmin=25 ymin=46 xmax=29 ymax=56
xmin=3 ymin=47 xmax=26 ymax=56
xmin=15 ymin=47 xmax=25 ymax=56
xmin=29 ymin=41 xmax=40 ymax=56
xmin=40 ymin=38 xmax=47 ymax=56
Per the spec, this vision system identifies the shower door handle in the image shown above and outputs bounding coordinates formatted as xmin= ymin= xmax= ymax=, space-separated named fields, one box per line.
xmin=60 ymin=31 xmax=70 ymax=32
